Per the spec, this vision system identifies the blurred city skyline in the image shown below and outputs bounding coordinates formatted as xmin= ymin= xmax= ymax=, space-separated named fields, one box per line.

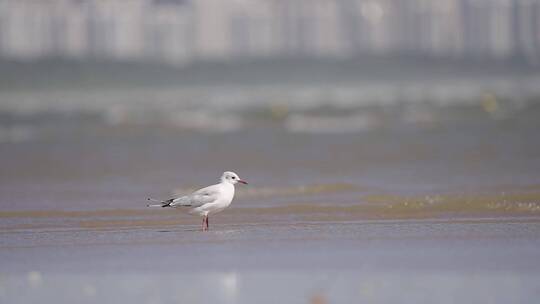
xmin=1 ymin=0 xmax=540 ymax=65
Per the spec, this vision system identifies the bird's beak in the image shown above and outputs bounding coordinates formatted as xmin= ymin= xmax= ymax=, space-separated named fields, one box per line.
xmin=238 ymin=179 xmax=248 ymax=185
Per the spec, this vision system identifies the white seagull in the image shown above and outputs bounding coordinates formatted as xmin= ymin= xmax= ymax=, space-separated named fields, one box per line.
xmin=147 ymin=171 xmax=248 ymax=231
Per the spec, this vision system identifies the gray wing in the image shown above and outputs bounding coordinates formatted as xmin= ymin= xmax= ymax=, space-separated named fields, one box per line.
xmin=169 ymin=184 xmax=221 ymax=208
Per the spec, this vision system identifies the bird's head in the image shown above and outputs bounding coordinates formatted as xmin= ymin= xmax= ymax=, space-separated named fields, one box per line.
xmin=221 ymin=171 xmax=248 ymax=185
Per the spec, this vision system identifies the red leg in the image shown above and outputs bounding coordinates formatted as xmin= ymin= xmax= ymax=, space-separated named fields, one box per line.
xmin=202 ymin=216 xmax=207 ymax=231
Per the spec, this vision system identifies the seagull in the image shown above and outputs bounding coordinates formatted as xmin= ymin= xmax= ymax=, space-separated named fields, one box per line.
xmin=147 ymin=171 xmax=248 ymax=231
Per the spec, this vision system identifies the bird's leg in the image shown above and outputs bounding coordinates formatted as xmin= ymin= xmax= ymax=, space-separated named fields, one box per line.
xmin=202 ymin=216 xmax=207 ymax=231
xmin=205 ymin=216 xmax=209 ymax=231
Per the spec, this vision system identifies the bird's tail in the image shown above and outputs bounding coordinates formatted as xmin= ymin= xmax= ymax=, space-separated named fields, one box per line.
xmin=146 ymin=198 xmax=174 ymax=208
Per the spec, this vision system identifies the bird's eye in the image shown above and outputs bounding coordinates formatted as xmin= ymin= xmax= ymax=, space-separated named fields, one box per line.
xmin=232 ymin=176 xmax=236 ymax=179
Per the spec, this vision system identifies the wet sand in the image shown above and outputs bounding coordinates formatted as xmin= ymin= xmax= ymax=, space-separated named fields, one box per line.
xmin=2 ymin=216 xmax=540 ymax=303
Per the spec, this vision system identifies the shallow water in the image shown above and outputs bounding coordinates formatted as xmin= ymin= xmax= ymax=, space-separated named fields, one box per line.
xmin=1 ymin=124 xmax=540 ymax=211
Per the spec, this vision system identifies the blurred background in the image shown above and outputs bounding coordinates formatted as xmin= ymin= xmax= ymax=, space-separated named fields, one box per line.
xmin=2 ymin=1 xmax=540 ymax=303
xmin=1 ymin=0 xmax=540 ymax=201
xmin=1 ymin=0 xmax=540 ymax=136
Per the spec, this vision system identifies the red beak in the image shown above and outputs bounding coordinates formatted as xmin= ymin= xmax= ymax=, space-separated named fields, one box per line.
xmin=238 ymin=179 xmax=248 ymax=185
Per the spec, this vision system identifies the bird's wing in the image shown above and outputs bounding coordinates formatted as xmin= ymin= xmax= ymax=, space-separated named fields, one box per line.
xmin=169 ymin=184 xmax=221 ymax=208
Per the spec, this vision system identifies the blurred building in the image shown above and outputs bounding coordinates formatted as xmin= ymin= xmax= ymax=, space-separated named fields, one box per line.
xmin=0 ymin=0 xmax=539 ymax=64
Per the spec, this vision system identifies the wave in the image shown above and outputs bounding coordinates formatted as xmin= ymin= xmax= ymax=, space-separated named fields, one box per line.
xmin=2 ymin=192 xmax=540 ymax=221
xmin=1 ymin=77 xmax=540 ymax=137
xmin=363 ymin=192 xmax=540 ymax=214
xmin=232 ymin=192 xmax=540 ymax=218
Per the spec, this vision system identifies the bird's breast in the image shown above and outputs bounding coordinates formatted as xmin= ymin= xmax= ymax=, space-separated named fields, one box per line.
xmin=220 ymin=184 xmax=235 ymax=205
